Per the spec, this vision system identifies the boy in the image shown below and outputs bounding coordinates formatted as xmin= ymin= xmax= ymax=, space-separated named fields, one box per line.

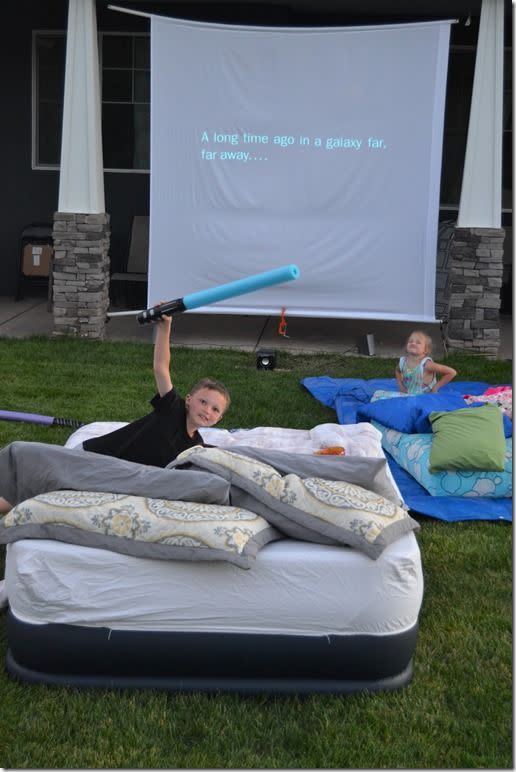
xmin=0 ymin=310 xmax=230 ymax=514
xmin=82 ymin=308 xmax=230 ymax=467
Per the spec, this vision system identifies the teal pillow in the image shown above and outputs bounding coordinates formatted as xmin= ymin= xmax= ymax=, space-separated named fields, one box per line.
xmin=429 ymin=404 xmax=506 ymax=473
xmin=375 ymin=420 xmax=512 ymax=497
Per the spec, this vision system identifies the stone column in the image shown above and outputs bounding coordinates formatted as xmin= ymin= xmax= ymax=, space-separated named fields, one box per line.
xmin=52 ymin=212 xmax=111 ymax=339
xmin=446 ymin=226 xmax=505 ymax=357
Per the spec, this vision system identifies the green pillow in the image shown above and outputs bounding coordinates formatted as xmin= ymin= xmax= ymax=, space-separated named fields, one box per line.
xmin=429 ymin=404 xmax=506 ymax=473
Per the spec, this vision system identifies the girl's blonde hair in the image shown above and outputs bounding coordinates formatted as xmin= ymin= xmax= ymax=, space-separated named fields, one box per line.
xmin=408 ymin=330 xmax=433 ymax=354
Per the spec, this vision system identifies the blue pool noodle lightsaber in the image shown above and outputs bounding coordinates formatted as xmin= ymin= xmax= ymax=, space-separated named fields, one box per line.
xmin=136 ymin=264 xmax=300 ymax=325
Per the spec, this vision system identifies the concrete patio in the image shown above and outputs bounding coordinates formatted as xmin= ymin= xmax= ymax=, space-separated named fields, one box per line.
xmin=0 ymin=290 xmax=512 ymax=361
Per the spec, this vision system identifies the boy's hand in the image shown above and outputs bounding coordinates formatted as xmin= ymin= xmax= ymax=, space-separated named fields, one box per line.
xmin=155 ymin=300 xmax=172 ymax=324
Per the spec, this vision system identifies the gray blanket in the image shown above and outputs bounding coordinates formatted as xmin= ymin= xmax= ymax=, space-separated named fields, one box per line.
xmin=0 ymin=441 xmax=230 ymax=507
xmin=0 ymin=441 xmax=415 ymax=561
xmin=0 ymin=440 xmax=400 ymax=509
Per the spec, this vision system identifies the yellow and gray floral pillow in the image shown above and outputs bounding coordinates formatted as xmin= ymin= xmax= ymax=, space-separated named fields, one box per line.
xmin=0 ymin=491 xmax=281 ymax=569
xmin=176 ymin=446 xmax=419 ymax=560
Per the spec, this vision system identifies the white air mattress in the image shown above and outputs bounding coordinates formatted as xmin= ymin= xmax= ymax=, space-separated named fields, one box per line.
xmin=5 ymin=533 xmax=423 ymax=637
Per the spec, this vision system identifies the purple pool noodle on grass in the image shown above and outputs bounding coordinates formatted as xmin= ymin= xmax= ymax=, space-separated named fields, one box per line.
xmin=0 ymin=410 xmax=54 ymax=425
xmin=0 ymin=411 xmax=83 ymax=428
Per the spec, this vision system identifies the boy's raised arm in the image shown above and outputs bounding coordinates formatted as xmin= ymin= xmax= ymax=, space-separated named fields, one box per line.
xmin=153 ymin=312 xmax=173 ymax=397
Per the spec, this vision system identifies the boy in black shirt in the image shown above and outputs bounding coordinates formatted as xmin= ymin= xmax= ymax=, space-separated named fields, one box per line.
xmin=82 ymin=308 xmax=230 ymax=467
xmin=0 ymin=310 xmax=231 ymax=513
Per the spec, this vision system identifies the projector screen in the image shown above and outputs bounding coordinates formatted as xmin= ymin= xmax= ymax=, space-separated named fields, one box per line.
xmin=149 ymin=16 xmax=451 ymax=321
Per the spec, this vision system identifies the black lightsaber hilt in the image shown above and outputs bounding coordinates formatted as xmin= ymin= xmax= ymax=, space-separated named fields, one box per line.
xmin=137 ymin=298 xmax=187 ymax=325
xmin=52 ymin=417 xmax=85 ymax=429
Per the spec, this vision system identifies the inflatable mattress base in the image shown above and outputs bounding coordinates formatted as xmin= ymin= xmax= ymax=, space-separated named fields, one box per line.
xmin=6 ymin=610 xmax=418 ymax=695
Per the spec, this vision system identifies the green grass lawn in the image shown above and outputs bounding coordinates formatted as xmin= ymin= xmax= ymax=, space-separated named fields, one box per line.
xmin=0 ymin=337 xmax=512 ymax=769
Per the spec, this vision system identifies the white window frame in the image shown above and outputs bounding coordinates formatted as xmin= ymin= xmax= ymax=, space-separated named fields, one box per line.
xmin=32 ymin=29 xmax=150 ymax=174
xmin=99 ymin=30 xmax=150 ymax=174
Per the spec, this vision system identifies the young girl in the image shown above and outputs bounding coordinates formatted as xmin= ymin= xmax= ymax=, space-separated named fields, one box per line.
xmin=395 ymin=330 xmax=457 ymax=395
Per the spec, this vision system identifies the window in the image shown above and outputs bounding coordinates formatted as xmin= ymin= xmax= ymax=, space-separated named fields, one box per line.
xmin=101 ymin=33 xmax=150 ymax=171
xmin=439 ymin=47 xmax=475 ymax=208
xmin=33 ymin=32 xmax=66 ymax=168
xmin=33 ymin=31 xmax=150 ymax=172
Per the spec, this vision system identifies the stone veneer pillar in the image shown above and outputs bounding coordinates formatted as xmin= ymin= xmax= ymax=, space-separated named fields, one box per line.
xmin=446 ymin=227 xmax=505 ymax=358
xmin=51 ymin=212 xmax=110 ymax=339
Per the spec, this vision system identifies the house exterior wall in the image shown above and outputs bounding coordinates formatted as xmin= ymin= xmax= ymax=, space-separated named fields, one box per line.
xmin=1 ymin=1 xmax=512 ymax=318
xmin=1 ymin=1 xmax=150 ymax=296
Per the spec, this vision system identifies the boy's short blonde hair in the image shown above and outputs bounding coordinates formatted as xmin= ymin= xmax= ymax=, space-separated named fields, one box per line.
xmin=190 ymin=378 xmax=231 ymax=410
xmin=408 ymin=330 xmax=433 ymax=354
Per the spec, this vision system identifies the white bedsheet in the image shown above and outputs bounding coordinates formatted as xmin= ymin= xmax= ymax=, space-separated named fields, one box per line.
xmin=200 ymin=423 xmax=386 ymax=458
xmin=65 ymin=421 xmax=403 ymax=501
xmin=67 ymin=421 xmax=384 ymax=457
xmin=6 ymin=533 xmax=423 ymax=636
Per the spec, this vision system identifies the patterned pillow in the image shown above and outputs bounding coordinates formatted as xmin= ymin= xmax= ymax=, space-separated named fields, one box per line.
xmin=174 ymin=446 xmax=419 ymax=560
xmin=375 ymin=421 xmax=512 ymax=498
xmin=0 ymin=491 xmax=281 ymax=569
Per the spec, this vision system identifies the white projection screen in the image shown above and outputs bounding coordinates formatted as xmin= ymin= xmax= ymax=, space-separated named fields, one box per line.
xmin=148 ymin=16 xmax=452 ymax=321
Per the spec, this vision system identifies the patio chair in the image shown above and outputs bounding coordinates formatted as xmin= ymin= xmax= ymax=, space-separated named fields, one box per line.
xmin=110 ymin=215 xmax=149 ymax=306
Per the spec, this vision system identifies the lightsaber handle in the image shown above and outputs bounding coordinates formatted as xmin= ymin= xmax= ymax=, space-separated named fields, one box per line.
xmin=137 ymin=264 xmax=300 ymax=325
xmin=136 ymin=298 xmax=186 ymax=325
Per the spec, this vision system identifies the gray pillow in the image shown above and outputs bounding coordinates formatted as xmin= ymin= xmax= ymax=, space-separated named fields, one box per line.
xmin=0 ymin=490 xmax=281 ymax=569
xmin=174 ymin=446 xmax=419 ymax=560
